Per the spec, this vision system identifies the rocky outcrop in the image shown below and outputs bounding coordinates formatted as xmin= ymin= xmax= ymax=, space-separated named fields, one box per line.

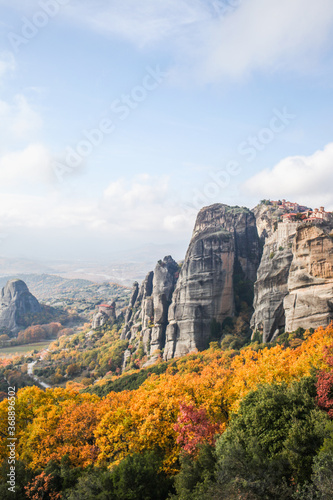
xmin=251 ymin=210 xmax=333 ymax=341
xmin=0 ymin=279 xmax=42 ymax=335
xmin=252 ymin=203 xmax=283 ymax=242
xmin=92 ymin=300 xmax=116 ymax=329
xmin=121 ymin=271 xmax=154 ymax=342
xmin=284 ymin=223 xmax=333 ymax=331
xmin=121 ymin=256 xmax=179 ymax=361
xmin=121 ymin=202 xmax=333 ymax=358
xmin=252 ymin=202 xmax=311 ymax=243
xmin=251 ymin=223 xmax=297 ymax=342
xmin=163 ymin=204 xmax=261 ymax=360
xmin=149 ymin=256 xmax=179 ymax=355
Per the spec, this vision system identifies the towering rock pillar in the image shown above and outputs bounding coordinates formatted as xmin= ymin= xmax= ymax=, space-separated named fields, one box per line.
xmin=149 ymin=256 xmax=179 ymax=354
xmin=164 ymin=204 xmax=261 ymax=360
xmin=121 ymin=256 xmax=179 ymax=358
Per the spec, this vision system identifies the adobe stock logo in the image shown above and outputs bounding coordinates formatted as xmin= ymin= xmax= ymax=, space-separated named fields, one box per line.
xmin=8 ymin=0 xmax=70 ymax=53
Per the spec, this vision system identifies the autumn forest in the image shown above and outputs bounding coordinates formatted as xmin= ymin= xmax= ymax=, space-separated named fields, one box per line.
xmin=0 ymin=323 xmax=332 ymax=499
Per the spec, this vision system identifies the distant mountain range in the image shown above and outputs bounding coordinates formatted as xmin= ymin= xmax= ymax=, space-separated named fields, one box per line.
xmin=0 ymin=274 xmax=130 ymax=302
xmin=0 ymin=243 xmax=186 ymax=286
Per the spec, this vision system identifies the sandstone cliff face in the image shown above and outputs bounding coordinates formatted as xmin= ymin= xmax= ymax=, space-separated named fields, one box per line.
xmin=0 ymin=279 xmax=42 ymax=334
xmin=251 ymin=209 xmax=333 ymax=341
xmin=251 ymin=223 xmax=297 ymax=342
xmin=163 ymin=204 xmax=261 ymax=360
xmin=121 ymin=256 xmax=179 ymax=362
xmin=284 ymin=223 xmax=333 ymax=331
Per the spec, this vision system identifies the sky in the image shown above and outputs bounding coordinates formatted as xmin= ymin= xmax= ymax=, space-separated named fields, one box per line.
xmin=1 ymin=0 xmax=333 ymax=264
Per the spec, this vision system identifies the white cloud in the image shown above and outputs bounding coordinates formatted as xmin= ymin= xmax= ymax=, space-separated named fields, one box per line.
xmin=3 ymin=0 xmax=333 ymax=82
xmin=0 ymin=95 xmax=43 ymax=148
xmin=104 ymin=175 xmax=168 ymax=206
xmin=198 ymin=0 xmax=333 ymax=81
xmin=67 ymin=0 xmax=209 ymax=47
xmin=0 ymin=174 xmax=194 ymax=237
xmin=4 ymin=0 xmax=333 ymax=82
xmin=242 ymin=142 xmax=333 ymax=210
xmin=0 ymin=143 xmax=52 ymax=186
xmin=9 ymin=94 xmax=42 ymax=137
xmin=62 ymin=0 xmax=333 ymax=82
xmin=1 ymin=94 xmax=42 ymax=137
xmin=102 ymin=175 xmax=193 ymax=233
xmin=0 ymin=192 xmax=97 ymax=229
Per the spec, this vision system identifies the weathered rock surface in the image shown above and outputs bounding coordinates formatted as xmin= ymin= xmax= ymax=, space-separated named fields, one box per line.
xmin=0 ymin=279 xmax=42 ymax=334
xmin=121 ymin=256 xmax=179 ymax=360
xmin=251 ymin=206 xmax=333 ymax=341
xmin=251 ymin=223 xmax=297 ymax=342
xmin=92 ymin=300 xmax=116 ymax=329
xmin=121 ymin=271 xmax=154 ymax=341
xmin=284 ymin=223 xmax=333 ymax=331
xmin=149 ymin=256 xmax=179 ymax=354
xmin=163 ymin=204 xmax=261 ymax=360
xmin=252 ymin=203 xmax=283 ymax=242
xmin=121 ymin=202 xmax=333 ymax=360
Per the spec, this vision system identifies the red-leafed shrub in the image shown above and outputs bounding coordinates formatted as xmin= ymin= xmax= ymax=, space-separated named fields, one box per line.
xmin=174 ymin=403 xmax=220 ymax=455
xmin=25 ymin=471 xmax=61 ymax=499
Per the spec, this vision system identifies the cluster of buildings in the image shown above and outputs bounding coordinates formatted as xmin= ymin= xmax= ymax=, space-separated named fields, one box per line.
xmin=281 ymin=205 xmax=331 ymax=224
xmin=271 ymin=199 xmax=309 ymax=212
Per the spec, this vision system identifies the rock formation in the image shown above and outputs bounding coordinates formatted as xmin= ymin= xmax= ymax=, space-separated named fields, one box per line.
xmin=92 ymin=300 xmax=116 ymax=329
xmin=250 ymin=203 xmax=280 ymax=242
xmin=163 ymin=204 xmax=261 ymax=360
xmin=121 ymin=256 xmax=179 ymax=362
xmin=121 ymin=202 xmax=333 ymax=359
xmin=284 ymin=223 xmax=333 ymax=331
xmin=251 ymin=203 xmax=333 ymax=341
xmin=0 ymin=279 xmax=42 ymax=335
xmin=250 ymin=222 xmax=296 ymax=342
xmin=149 ymin=256 xmax=179 ymax=355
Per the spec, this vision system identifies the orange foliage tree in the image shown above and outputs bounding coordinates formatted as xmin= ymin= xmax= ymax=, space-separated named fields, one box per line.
xmin=0 ymin=386 xmax=100 ymax=469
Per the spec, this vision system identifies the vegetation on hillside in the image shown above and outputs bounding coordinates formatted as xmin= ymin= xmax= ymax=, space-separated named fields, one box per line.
xmin=0 ymin=324 xmax=332 ymax=498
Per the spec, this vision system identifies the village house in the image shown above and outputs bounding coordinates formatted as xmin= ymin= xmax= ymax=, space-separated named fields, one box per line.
xmin=303 ymin=207 xmax=330 ymax=222
xmin=281 ymin=212 xmax=298 ymax=223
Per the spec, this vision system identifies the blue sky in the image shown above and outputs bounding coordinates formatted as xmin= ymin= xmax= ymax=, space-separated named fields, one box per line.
xmin=1 ymin=0 xmax=333 ymax=263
